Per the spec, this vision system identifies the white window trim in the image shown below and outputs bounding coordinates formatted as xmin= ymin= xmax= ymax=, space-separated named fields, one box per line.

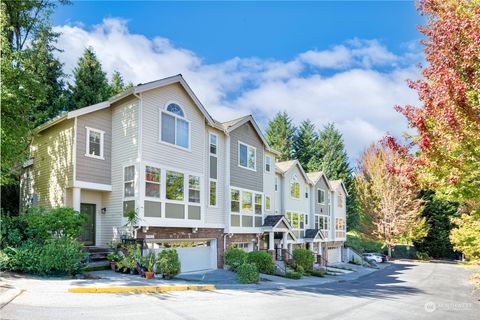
xmin=238 ymin=141 xmax=256 ymax=171
xmin=158 ymin=102 xmax=191 ymax=152
xmin=85 ymin=126 xmax=105 ymax=160
xmin=123 ymin=164 xmax=136 ymax=200
xmin=264 ymin=155 xmax=272 ymax=173
xmin=230 ymin=186 xmax=263 ymax=228
xmin=209 ymin=132 xmax=218 ymax=157
xmin=286 ymin=211 xmax=307 ymax=237
xmin=290 ymin=175 xmax=300 ymax=200
xmin=208 ymin=178 xmax=218 ymax=208
xmin=317 ymin=188 xmax=326 ymax=205
xmin=144 ymin=165 xmax=161 ymax=201
xmin=265 ymin=195 xmax=272 ymax=211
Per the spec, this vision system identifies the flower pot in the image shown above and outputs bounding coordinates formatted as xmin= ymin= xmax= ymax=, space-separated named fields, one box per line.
xmin=110 ymin=262 xmax=117 ymax=271
xmin=145 ymin=271 xmax=154 ymax=279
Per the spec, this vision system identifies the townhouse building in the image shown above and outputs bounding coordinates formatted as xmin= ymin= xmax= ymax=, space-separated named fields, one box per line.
xmin=20 ymin=74 xmax=347 ymax=273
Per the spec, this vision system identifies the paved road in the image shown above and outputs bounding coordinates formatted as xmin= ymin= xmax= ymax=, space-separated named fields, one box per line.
xmin=2 ymin=261 xmax=479 ymax=320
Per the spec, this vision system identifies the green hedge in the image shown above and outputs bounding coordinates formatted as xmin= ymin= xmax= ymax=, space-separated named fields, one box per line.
xmin=292 ymin=249 xmax=315 ymax=271
xmin=224 ymin=248 xmax=247 ymax=272
xmin=247 ymin=251 xmax=274 ymax=274
xmin=285 ymin=271 xmax=302 ymax=279
xmin=156 ymin=249 xmax=181 ymax=279
xmin=308 ymin=270 xmax=326 ymax=277
xmin=237 ymin=263 xmax=259 ymax=284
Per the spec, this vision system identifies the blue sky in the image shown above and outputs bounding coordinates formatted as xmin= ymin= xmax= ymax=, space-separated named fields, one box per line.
xmin=52 ymin=1 xmax=425 ymax=162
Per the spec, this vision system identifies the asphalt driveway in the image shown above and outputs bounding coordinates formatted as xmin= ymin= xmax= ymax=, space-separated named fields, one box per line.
xmin=1 ymin=261 xmax=479 ymax=320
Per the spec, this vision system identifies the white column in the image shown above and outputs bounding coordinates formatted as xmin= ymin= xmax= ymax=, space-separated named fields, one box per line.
xmin=268 ymin=231 xmax=274 ymax=251
xmin=309 ymin=241 xmax=315 ymax=252
xmin=282 ymin=232 xmax=288 ymax=249
xmin=288 ymin=243 xmax=293 ymax=255
xmin=317 ymin=242 xmax=322 ymax=255
xmin=72 ymin=187 xmax=81 ymax=212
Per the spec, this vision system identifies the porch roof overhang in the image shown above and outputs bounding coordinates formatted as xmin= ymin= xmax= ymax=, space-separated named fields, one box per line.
xmin=304 ymin=229 xmax=325 ymax=242
xmin=262 ymin=215 xmax=298 ymax=241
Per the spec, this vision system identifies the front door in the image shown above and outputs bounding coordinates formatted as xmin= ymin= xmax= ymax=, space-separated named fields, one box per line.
xmin=80 ymin=203 xmax=96 ymax=246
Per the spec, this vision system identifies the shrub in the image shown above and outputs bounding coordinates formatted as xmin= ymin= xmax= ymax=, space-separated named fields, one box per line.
xmin=0 ymin=250 xmax=11 ymax=271
xmin=415 ymin=251 xmax=430 ymax=260
xmin=292 ymin=249 xmax=315 ymax=271
xmin=38 ymin=236 xmax=87 ymax=275
xmin=236 ymin=263 xmax=259 ymax=284
xmin=156 ymin=249 xmax=181 ymax=279
xmin=246 ymin=251 xmax=274 ymax=274
xmin=224 ymin=248 xmax=247 ymax=271
xmin=308 ymin=270 xmax=326 ymax=277
xmin=295 ymin=265 xmax=305 ymax=274
xmin=285 ymin=271 xmax=302 ymax=279
xmin=345 ymin=231 xmax=384 ymax=253
xmin=7 ymin=242 xmax=42 ymax=273
xmin=0 ymin=214 xmax=27 ymax=248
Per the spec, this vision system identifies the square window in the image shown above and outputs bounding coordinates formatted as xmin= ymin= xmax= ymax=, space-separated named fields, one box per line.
xmin=166 ymin=171 xmax=184 ymax=201
xmin=86 ymin=127 xmax=104 ymax=159
xmin=239 ymin=142 xmax=256 ymax=170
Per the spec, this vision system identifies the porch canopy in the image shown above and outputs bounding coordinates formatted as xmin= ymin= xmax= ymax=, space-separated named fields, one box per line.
xmin=304 ymin=229 xmax=325 ymax=242
xmin=262 ymin=215 xmax=297 ymax=241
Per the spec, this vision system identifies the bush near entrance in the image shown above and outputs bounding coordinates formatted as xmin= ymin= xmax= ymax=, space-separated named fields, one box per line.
xmin=224 ymin=248 xmax=247 ymax=271
xmin=246 ymin=251 xmax=274 ymax=274
xmin=156 ymin=249 xmax=181 ymax=279
xmin=292 ymin=249 xmax=315 ymax=272
xmin=237 ymin=262 xmax=259 ymax=284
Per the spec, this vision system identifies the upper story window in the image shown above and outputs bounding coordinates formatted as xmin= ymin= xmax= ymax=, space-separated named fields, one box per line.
xmin=336 ymin=218 xmax=346 ymax=238
xmin=275 ymin=177 xmax=278 ymax=191
xmin=209 ymin=133 xmax=218 ymax=155
xmin=317 ymin=189 xmax=325 ymax=204
xmin=286 ymin=211 xmax=306 ymax=238
xmin=238 ymin=142 xmax=256 ymax=171
xmin=290 ymin=175 xmax=300 ymax=199
xmin=265 ymin=156 xmax=272 ymax=172
xmin=86 ymin=127 xmax=104 ymax=159
xmin=145 ymin=166 xmax=160 ymax=198
xmin=124 ymin=166 xmax=135 ymax=197
xmin=166 ymin=170 xmax=184 ymax=201
xmin=265 ymin=196 xmax=271 ymax=211
xmin=161 ymin=103 xmax=189 ymax=149
xmin=338 ymin=191 xmax=343 ymax=207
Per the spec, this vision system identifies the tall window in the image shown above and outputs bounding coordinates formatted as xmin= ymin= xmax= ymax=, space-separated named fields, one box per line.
xmin=166 ymin=170 xmax=184 ymax=201
xmin=124 ymin=166 xmax=135 ymax=197
xmin=188 ymin=175 xmax=201 ymax=203
xmin=209 ymin=133 xmax=218 ymax=155
xmin=209 ymin=180 xmax=217 ymax=206
xmin=86 ymin=127 xmax=104 ymax=159
xmin=275 ymin=177 xmax=278 ymax=191
xmin=242 ymin=191 xmax=253 ymax=213
xmin=265 ymin=156 xmax=271 ymax=172
xmin=231 ymin=189 xmax=240 ymax=212
xmin=290 ymin=175 xmax=300 ymax=199
xmin=238 ymin=142 xmax=256 ymax=170
xmin=317 ymin=189 xmax=325 ymax=204
xmin=265 ymin=196 xmax=271 ymax=211
xmin=338 ymin=191 xmax=343 ymax=207
xmin=145 ymin=166 xmax=160 ymax=198
xmin=316 ymin=215 xmax=329 ymax=235
xmin=161 ymin=103 xmax=189 ymax=149
xmin=336 ymin=218 xmax=346 ymax=238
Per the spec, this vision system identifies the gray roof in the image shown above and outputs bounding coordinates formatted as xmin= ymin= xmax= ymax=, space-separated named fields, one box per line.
xmin=305 ymin=229 xmax=322 ymax=239
xmin=262 ymin=215 xmax=285 ymax=227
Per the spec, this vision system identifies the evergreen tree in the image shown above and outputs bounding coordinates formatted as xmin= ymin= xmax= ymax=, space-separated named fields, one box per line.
xmin=69 ymin=47 xmax=110 ymax=110
xmin=109 ymin=70 xmax=126 ymax=95
xmin=309 ymin=123 xmax=360 ymax=229
xmin=414 ymin=191 xmax=458 ymax=259
xmin=293 ymin=120 xmax=318 ymax=169
xmin=265 ymin=111 xmax=296 ymax=161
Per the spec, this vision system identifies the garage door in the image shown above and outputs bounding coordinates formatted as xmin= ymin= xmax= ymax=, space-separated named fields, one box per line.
xmin=328 ymin=246 xmax=341 ymax=264
xmin=147 ymin=240 xmax=216 ymax=273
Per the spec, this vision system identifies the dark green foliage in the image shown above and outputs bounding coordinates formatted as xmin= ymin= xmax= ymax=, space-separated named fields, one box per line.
xmin=345 ymin=231 xmax=385 ymax=253
xmin=224 ymin=248 xmax=247 ymax=271
xmin=293 ymin=120 xmax=318 ymax=169
xmin=38 ymin=236 xmax=86 ymax=275
xmin=156 ymin=249 xmax=181 ymax=279
xmin=415 ymin=252 xmax=430 ymax=260
xmin=109 ymin=70 xmax=127 ymax=96
xmin=295 ymin=265 xmax=305 ymax=274
xmin=292 ymin=248 xmax=315 ymax=271
xmin=236 ymin=263 xmax=259 ymax=284
xmin=392 ymin=245 xmax=417 ymax=259
xmin=308 ymin=270 xmax=326 ymax=277
xmin=68 ymin=47 xmax=111 ymax=110
xmin=414 ymin=191 xmax=458 ymax=259
xmin=265 ymin=111 xmax=296 ymax=161
xmin=285 ymin=271 xmax=302 ymax=279
xmin=246 ymin=251 xmax=274 ymax=274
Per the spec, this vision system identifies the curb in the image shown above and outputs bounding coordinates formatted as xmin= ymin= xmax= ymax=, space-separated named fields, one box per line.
xmin=68 ymin=284 xmax=216 ymax=294
xmin=0 ymin=288 xmax=25 ymax=309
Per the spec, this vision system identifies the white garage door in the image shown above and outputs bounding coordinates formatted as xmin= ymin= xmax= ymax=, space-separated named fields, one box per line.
xmin=147 ymin=240 xmax=216 ymax=273
xmin=328 ymin=246 xmax=342 ymax=264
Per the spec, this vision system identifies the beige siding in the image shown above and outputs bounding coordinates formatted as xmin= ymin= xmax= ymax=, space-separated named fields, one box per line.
xmin=283 ymin=165 xmax=310 ymax=215
xmin=205 ymin=127 xmax=226 ymax=226
xmin=230 ymin=122 xmax=264 ymax=192
xmin=141 ymin=83 xmax=206 ymax=174
xmin=99 ymin=97 xmax=139 ymax=245
xmin=76 ymin=108 xmax=112 ymax=185
xmin=29 ymin=119 xmax=75 ymax=208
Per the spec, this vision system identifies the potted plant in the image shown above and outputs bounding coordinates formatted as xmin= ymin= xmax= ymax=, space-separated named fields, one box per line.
xmin=107 ymin=252 xmax=122 ymax=271
xmin=156 ymin=249 xmax=181 ymax=279
xmin=144 ymin=252 xmax=156 ymax=279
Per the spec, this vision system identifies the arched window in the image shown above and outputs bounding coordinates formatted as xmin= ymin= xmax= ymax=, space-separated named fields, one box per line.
xmin=166 ymin=103 xmax=184 ymax=117
xmin=161 ymin=102 xmax=190 ymax=149
xmin=290 ymin=175 xmax=300 ymax=199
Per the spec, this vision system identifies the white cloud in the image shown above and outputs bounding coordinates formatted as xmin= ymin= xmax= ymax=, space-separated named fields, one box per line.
xmin=54 ymin=18 xmax=422 ymax=163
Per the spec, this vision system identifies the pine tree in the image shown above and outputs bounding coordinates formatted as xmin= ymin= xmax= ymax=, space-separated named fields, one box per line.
xmin=293 ymin=120 xmax=318 ymax=169
xmin=265 ymin=111 xmax=296 ymax=161
xmin=109 ymin=70 xmax=126 ymax=96
xmin=309 ymin=123 xmax=360 ymax=229
xmin=69 ymin=47 xmax=111 ymax=110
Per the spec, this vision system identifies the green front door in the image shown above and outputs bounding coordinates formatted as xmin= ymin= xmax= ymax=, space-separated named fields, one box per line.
xmin=80 ymin=203 xmax=96 ymax=246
